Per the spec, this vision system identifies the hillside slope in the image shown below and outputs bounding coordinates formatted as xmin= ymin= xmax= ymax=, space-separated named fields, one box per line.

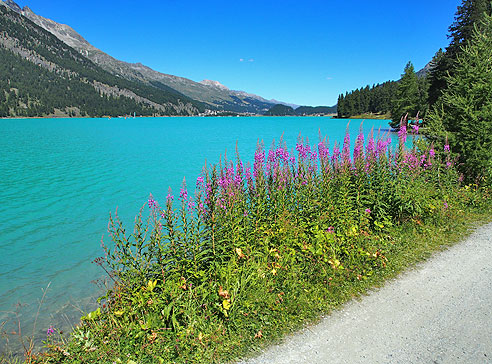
xmin=6 ymin=1 xmax=280 ymax=114
xmin=0 ymin=4 xmax=203 ymax=117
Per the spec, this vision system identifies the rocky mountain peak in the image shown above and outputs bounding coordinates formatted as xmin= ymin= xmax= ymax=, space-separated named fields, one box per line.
xmin=1 ymin=0 xmax=22 ymax=13
xmin=200 ymin=80 xmax=230 ymax=91
xmin=22 ymin=5 xmax=34 ymax=14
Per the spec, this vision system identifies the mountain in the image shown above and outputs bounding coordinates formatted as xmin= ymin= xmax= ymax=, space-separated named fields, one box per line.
xmin=264 ymin=104 xmax=297 ymax=116
xmin=264 ymin=104 xmax=337 ymax=116
xmin=0 ymin=4 xmax=204 ymax=117
xmin=295 ymin=105 xmax=337 ymax=115
xmin=4 ymin=1 xmax=286 ymax=114
xmin=416 ymin=61 xmax=432 ymax=78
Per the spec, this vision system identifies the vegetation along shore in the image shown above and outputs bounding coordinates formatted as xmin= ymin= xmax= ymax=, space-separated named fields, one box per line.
xmin=4 ymin=122 xmax=489 ymax=363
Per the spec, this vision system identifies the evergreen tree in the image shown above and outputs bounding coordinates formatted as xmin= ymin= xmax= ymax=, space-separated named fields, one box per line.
xmin=390 ymin=62 xmax=420 ymax=129
xmin=427 ymin=14 xmax=492 ymax=180
xmin=417 ymin=76 xmax=430 ymax=117
xmin=427 ymin=49 xmax=446 ymax=106
xmin=428 ymin=0 xmax=492 ymax=107
xmin=337 ymin=94 xmax=345 ymax=118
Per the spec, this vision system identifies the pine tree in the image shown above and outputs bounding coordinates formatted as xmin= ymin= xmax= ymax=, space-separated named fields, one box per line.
xmin=427 ymin=14 xmax=492 ymax=180
xmin=427 ymin=49 xmax=446 ymax=106
xmin=428 ymin=0 xmax=492 ymax=107
xmin=390 ymin=62 xmax=420 ymax=129
xmin=337 ymin=94 xmax=345 ymax=118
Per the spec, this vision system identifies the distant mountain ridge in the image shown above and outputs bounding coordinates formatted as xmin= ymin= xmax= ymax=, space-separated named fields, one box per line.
xmin=265 ymin=104 xmax=337 ymax=116
xmin=0 ymin=4 xmax=204 ymax=117
xmin=0 ymin=0 xmax=293 ymax=114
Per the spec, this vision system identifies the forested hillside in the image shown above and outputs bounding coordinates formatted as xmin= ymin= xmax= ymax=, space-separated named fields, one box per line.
xmin=0 ymin=5 xmax=204 ymax=117
xmin=337 ymin=81 xmax=397 ymax=118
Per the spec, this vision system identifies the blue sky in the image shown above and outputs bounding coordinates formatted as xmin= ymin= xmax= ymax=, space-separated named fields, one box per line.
xmin=15 ymin=0 xmax=461 ymax=106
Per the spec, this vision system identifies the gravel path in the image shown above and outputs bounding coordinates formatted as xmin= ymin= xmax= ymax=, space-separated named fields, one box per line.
xmin=239 ymin=222 xmax=492 ymax=364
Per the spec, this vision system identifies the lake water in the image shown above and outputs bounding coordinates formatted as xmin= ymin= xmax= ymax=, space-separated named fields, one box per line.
xmin=0 ymin=116 xmax=397 ymax=350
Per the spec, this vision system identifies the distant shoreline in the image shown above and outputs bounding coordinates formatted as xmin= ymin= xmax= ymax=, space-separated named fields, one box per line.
xmin=0 ymin=114 xmax=339 ymax=120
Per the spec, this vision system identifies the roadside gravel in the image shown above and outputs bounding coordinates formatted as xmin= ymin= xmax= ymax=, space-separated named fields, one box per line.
xmin=239 ymin=222 xmax=492 ymax=364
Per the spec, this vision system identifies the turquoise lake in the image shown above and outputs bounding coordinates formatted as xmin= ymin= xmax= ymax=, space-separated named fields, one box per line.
xmin=0 ymin=116 xmax=398 ymax=347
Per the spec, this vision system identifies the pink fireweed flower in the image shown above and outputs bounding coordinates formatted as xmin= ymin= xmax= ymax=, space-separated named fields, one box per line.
xmin=198 ymin=202 xmax=205 ymax=214
xmin=268 ymin=149 xmax=276 ymax=163
xmin=296 ymin=141 xmax=311 ymax=160
xmin=366 ymin=136 xmax=375 ymax=157
xmin=47 ymin=326 xmax=55 ymax=336
xmin=234 ymin=172 xmax=243 ymax=186
xmin=398 ymin=124 xmax=407 ymax=143
xmin=353 ymin=131 xmax=364 ymax=162
xmin=341 ymin=131 xmax=351 ymax=164
xmin=253 ymin=147 xmax=265 ymax=178
xmin=196 ymin=176 xmax=204 ymax=187
xmin=318 ymin=141 xmax=330 ymax=161
xmin=446 ymin=161 xmax=452 ymax=168
xmin=365 ymin=208 xmax=371 ymax=214
xmin=180 ymin=187 xmax=188 ymax=201
xmin=245 ymin=166 xmax=252 ymax=180
xmin=444 ymin=144 xmax=450 ymax=152
xmin=412 ymin=124 xmax=419 ymax=134
xmin=326 ymin=226 xmax=334 ymax=234
xmin=166 ymin=192 xmax=174 ymax=202
xmin=429 ymin=149 xmax=436 ymax=158
xmin=331 ymin=144 xmax=341 ymax=164
xmin=443 ymin=202 xmax=448 ymax=209
xmin=148 ymin=194 xmax=157 ymax=209
xmin=187 ymin=200 xmax=195 ymax=211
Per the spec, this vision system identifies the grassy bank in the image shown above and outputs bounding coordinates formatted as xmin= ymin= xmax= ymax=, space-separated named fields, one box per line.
xmin=5 ymin=125 xmax=491 ymax=364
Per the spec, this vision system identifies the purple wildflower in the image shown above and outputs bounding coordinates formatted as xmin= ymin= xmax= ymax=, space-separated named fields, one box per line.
xmin=47 ymin=326 xmax=55 ymax=336
xmin=148 ymin=194 xmax=157 ymax=209
xmin=412 ymin=124 xmax=419 ymax=134
xmin=365 ymin=208 xmax=371 ymax=214
xmin=366 ymin=135 xmax=375 ymax=157
xmin=318 ymin=141 xmax=330 ymax=161
xmin=429 ymin=149 xmax=436 ymax=158
xmin=331 ymin=143 xmax=341 ymax=164
xmin=444 ymin=144 xmax=450 ymax=152
xmin=180 ymin=187 xmax=188 ymax=201
xmin=353 ymin=131 xmax=364 ymax=162
xmin=341 ymin=131 xmax=351 ymax=165
xmin=253 ymin=146 xmax=265 ymax=179
xmin=398 ymin=124 xmax=407 ymax=143
xmin=245 ymin=166 xmax=252 ymax=180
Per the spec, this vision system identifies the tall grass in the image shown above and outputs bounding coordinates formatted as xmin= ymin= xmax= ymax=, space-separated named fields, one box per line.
xmin=27 ymin=122 xmax=491 ymax=363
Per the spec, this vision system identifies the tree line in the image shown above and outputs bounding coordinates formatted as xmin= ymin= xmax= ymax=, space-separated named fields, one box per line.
xmin=337 ymin=81 xmax=398 ymax=118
